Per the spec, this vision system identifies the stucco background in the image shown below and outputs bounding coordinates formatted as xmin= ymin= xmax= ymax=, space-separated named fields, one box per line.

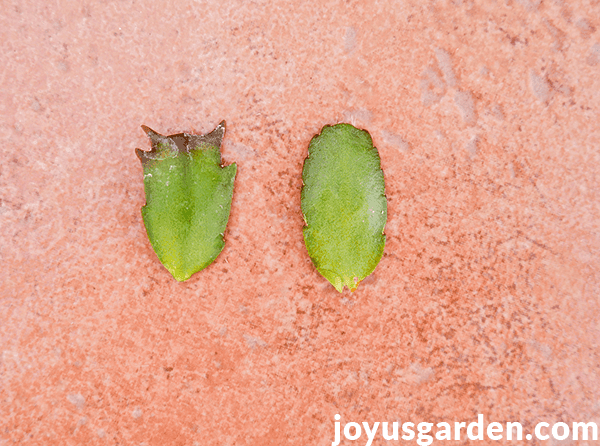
xmin=1 ymin=0 xmax=599 ymax=444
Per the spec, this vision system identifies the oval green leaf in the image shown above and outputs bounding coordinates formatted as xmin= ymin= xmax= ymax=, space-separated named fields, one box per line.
xmin=301 ymin=123 xmax=387 ymax=292
xmin=136 ymin=121 xmax=237 ymax=281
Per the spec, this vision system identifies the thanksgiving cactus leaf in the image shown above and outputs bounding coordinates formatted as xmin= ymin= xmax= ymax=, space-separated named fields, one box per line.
xmin=136 ymin=121 xmax=237 ymax=281
xmin=301 ymin=123 xmax=387 ymax=292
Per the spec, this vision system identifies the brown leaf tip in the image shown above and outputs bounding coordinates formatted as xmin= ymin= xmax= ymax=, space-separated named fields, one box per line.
xmin=135 ymin=121 xmax=226 ymax=165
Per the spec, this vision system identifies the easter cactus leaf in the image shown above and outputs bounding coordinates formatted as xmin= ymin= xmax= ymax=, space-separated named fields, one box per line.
xmin=301 ymin=123 xmax=387 ymax=292
xmin=136 ymin=121 xmax=237 ymax=281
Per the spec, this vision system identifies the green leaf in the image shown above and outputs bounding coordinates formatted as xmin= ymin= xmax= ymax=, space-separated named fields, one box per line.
xmin=136 ymin=121 xmax=237 ymax=281
xmin=301 ymin=123 xmax=387 ymax=292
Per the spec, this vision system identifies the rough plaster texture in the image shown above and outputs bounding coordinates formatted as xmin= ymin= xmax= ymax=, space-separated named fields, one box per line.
xmin=1 ymin=0 xmax=599 ymax=445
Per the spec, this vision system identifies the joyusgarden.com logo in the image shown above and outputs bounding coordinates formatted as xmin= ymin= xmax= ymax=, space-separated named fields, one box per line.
xmin=331 ymin=414 xmax=598 ymax=445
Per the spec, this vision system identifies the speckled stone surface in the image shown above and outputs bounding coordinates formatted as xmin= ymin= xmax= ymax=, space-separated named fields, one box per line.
xmin=1 ymin=0 xmax=599 ymax=444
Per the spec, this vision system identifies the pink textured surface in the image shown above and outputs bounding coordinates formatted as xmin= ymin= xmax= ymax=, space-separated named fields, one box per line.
xmin=1 ymin=0 xmax=599 ymax=444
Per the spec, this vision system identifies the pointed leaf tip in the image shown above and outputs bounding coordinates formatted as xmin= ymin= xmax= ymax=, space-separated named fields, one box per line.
xmin=141 ymin=125 xmax=162 ymax=140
